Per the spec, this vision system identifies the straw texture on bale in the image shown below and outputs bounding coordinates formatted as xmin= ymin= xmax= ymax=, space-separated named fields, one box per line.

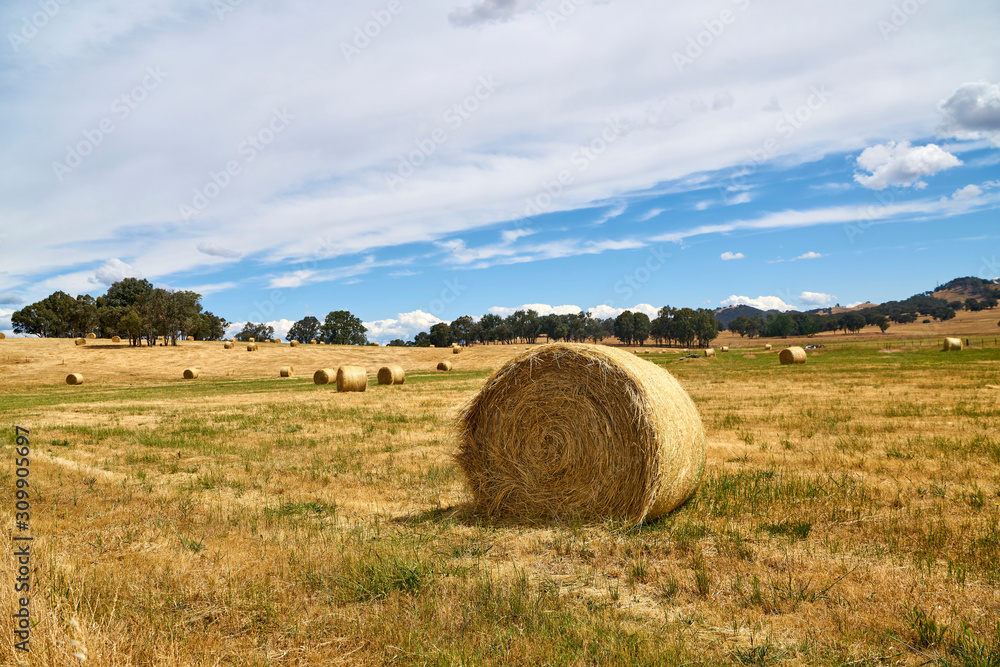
xmin=290 ymin=340 xmax=300 ymax=347
xmin=377 ymin=365 xmax=405 ymax=385
xmin=313 ymin=368 xmax=334 ymax=385
xmin=0 ymin=333 xmax=5 ymax=339
xmin=943 ymin=337 xmax=963 ymax=351
xmin=280 ymin=366 xmax=294 ymax=378
xmin=779 ymin=346 xmax=807 ymax=365
xmin=704 ymin=348 xmax=716 ymax=358
xmin=456 ymin=343 xmax=706 ymax=523
xmin=437 ymin=361 xmax=452 ymax=371
xmin=310 ymin=339 xmax=317 ymax=345
xmin=247 ymin=343 xmax=258 ymax=352
xmin=336 ymin=366 xmax=368 ymax=392
xmin=186 ymin=336 xmax=194 ymax=341
xmin=224 ymin=342 xmax=233 ymax=349
xmin=183 ymin=368 xmax=199 ymax=379
xmin=65 ymin=373 xmax=84 ymax=385
xmin=248 ymin=337 xmax=255 ymax=343
xmin=75 ymin=338 xmax=86 ymax=346
xmin=453 ymin=346 xmax=461 ymax=354
xmin=86 ymin=333 xmax=96 ymax=339
xmin=720 ymin=346 xmax=729 ymax=353
xmin=111 ymin=335 xmax=121 ymax=343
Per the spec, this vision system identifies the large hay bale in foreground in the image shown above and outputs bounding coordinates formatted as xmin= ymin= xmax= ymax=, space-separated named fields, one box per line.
xmin=943 ymin=337 xmax=963 ymax=351
xmin=779 ymin=347 xmax=807 ymax=365
xmin=437 ymin=361 xmax=452 ymax=371
xmin=280 ymin=366 xmax=294 ymax=377
xmin=377 ymin=365 xmax=405 ymax=385
xmin=337 ymin=366 xmax=367 ymax=392
xmin=313 ymin=368 xmax=334 ymax=385
xmin=456 ymin=343 xmax=706 ymax=523
xmin=66 ymin=373 xmax=84 ymax=385
xmin=111 ymin=335 xmax=121 ymax=343
xmin=86 ymin=333 xmax=96 ymax=340
xmin=704 ymin=348 xmax=716 ymax=358
xmin=183 ymin=368 xmax=199 ymax=379
xmin=75 ymin=338 xmax=86 ymax=346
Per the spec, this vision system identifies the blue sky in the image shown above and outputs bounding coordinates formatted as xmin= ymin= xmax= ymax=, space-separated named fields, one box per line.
xmin=1 ymin=0 xmax=998 ymax=341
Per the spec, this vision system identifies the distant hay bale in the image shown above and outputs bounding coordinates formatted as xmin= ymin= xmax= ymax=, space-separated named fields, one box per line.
xmin=290 ymin=340 xmax=300 ymax=347
xmin=437 ymin=361 xmax=452 ymax=371
xmin=247 ymin=343 xmax=258 ymax=352
xmin=337 ymin=366 xmax=367 ymax=392
xmin=704 ymin=348 xmax=716 ymax=358
xmin=65 ymin=373 xmax=84 ymax=386
xmin=313 ymin=368 xmax=334 ymax=385
xmin=223 ymin=342 xmax=233 ymax=349
xmin=86 ymin=333 xmax=96 ymax=340
xmin=111 ymin=335 xmax=121 ymax=343
xmin=456 ymin=342 xmax=706 ymax=523
xmin=779 ymin=347 xmax=807 ymax=365
xmin=429 ymin=345 xmax=436 ymax=348
xmin=280 ymin=366 xmax=294 ymax=378
xmin=183 ymin=368 xmax=199 ymax=379
xmin=377 ymin=365 xmax=405 ymax=385
xmin=720 ymin=346 xmax=729 ymax=353
xmin=248 ymin=337 xmax=255 ymax=343
xmin=943 ymin=337 xmax=963 ymax=351
xmin=0 ymin=333 xmax=6 ymax=339
xmin=453 ymin=346 xmax=461 ymax=354
xmin=75 ymin=338 xmax=86 ymax=346
xmin=186 ymin=336 xmax=194 ymax=341
xmin=765 ymin=344 xmax=772 ymax=351
xmin=310 ymin=339 xmax=317 ymax=345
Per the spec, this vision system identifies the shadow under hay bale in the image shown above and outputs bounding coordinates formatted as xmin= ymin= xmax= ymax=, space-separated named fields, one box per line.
xmin=337 ymin=366 xmax=367 ymax=392
xmin=377 ymin=365 xmax=405 ymax=385
xmin=779 ymin=347 xmax=807 ymax=365
xmin=456 ymin=342 xmax=706 ymax=523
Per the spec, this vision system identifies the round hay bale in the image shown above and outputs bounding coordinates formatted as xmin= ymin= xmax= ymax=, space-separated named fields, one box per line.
xmin=765 ymin=344 xmax=772 ymax=351
xmin=453 ymin=346 xmax=462 ymax=354
xmin=0 ymin=333 xmax=5 ymax=339
xmin=313 ymin=368 xmax=334 ymax=385
xmin=310 ymin=339 xmax=317 ymax=345
xmin=720 ymin=346 xmax=729 ymax=353
xmin=111 ymin=335 xmax=121 ymax=343
xmin=290 ymin=340 xmax=300 ymax=347
xmin=704 ymin=348 xmax=716 ymax=358
xmin=247 ymin=343 xmax=258 ymax=352
xmin=65 ymin=373 xmax=84 ymax=385
xmin=337 ymin=366 xmax=367 ymax=392
xmin=456 ymin=342 xmax=706 ymax=523
xmin=437 ymin=361 xmax=452 ymax=371
xmin=280 ymin=366 xmax=294 ymax=377
xmin=943 ymin=337 xmax=963 ymax=351
xmin=223 ymin=341 xmax=234 ymax=349
xmin=429 ymin=345 xmax=436 ymax=348
xmin=75 ymin=338 xmax=86 ymax=346
xmin=779 ymin=346 xmax=807 ymax=365
xmin=183 ymin=368 xmax=199 ymax=379
xmin=86 ymin=332 xmax=96 ymax=340
xmin=186 ymin=336 xmax=194 ymax=341
xmin=248 ymin=337 xmax=255 ymax=343
xmin=377 ymin=365 xmax=405 ymax=385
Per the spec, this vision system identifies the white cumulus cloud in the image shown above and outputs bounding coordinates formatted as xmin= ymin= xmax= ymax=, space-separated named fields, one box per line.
xmin=720 ymin=251 xmax=745 ymax=261
xmin=721 ymin=295 xmax=796 ymax=311
xmin=587 ymin=304 xmax=659 ymax=320
xmin=799 ymin=291 xmax=835 ymax=306
xmin=363 ymin=310 xmax=445 ymax=342
xmin=951 ymin=184 xmax=983 ymax=200
xmin=488 ymin=303 xmax=583 ymax=317
xmin=939 ymin=81 xmax=1000 ymax=145
xmin=90 ymin=259 xmax=140 ymax=286
xmin=854 ymin=141 xmax=961 ymax=190
xmin=794 ymin=251 xmax=823 ymax=260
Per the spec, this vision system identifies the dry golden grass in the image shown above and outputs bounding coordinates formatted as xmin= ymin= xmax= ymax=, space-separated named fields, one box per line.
xmin=1 ymin=335 xmax=999 ymax=665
